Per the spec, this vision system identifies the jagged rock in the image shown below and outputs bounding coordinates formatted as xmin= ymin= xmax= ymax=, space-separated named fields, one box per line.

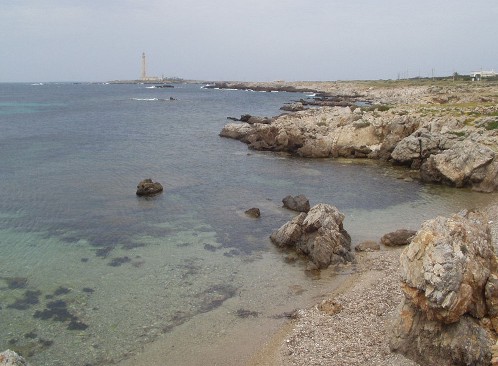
xmin=219 ymin=123 xmax=254 ymax=141
xmin=380 ymin=229 xmax=416 ymax=247
xmin=420 ymin=140 xmax=497 ymax=189
xmin=270 ymin=204 xmax=353 ymax=269
xmin=0 ymin=350 xmax=29 ymax=366
xmin=282 ymin=195 xmax=310 ymax=212
xmin=391 ymin=301 xmax=494 ymax=366
xmin=244 ymin=207 xmax=261 ymax=218
xmin=390 ymin=209 xmax=498 ymax=365
xmin=390 ymin=130 xmax=456 ymax=165
xmin=354 ymin=240 xmax=380 ymax=252
xmin=280 ymin=102 xmax=306 ymax=112
xmin=136 ymin=179 xmax=163 ymax=196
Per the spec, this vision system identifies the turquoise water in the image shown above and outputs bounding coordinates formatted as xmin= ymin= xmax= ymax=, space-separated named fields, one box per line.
xmin=0 ymin=83 xmax=495 ymax=365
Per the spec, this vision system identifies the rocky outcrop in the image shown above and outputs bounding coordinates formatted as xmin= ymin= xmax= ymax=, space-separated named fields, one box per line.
xmin=0 ymin=350 xmax=29 ymax=366
xmin=282 ymin=195 xmax=310 ymax=213
xmin=380 ymin=229 xmax=416 ymax=247
xmin=219 ymin=81 xmax=498 ymax=191
xmin=270 ymin=203 xmax=353 ymax=269
xmin=420 ymin=140 xmax=498 ymax=192
xmin=390 ymin=209 xmax=498 ymax=365
xmin=136 ymin=179 xmax=163 ymax=196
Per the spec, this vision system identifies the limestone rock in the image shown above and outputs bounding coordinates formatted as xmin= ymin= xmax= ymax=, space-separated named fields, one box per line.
xmin=390 ymin=301 xmax=495 ymax=366
xmin=0 ymin=350 xmax=29 ymax=366
xmin=270 ymin=204 xmax=353 ymax=269
xmin=282 ymin=194 xmax=310 ymax=212
xmin=390 ymin=209 xmax=498 ymax=365
xmin=420 ymin=140 xmax=496 ymax=189
xmin=136 ymin=179 xmax=163 ymax=196
xmin=380 ymin=229 xmax=416 ymax=247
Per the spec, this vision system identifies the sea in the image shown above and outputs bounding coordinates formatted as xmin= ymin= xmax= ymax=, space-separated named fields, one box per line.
xmin=0 ymin=82 xmax=496 ymax=366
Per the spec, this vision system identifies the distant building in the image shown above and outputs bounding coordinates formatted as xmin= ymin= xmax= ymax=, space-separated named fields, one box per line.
xmin=470 ymin=69 xmax=497 ymax=81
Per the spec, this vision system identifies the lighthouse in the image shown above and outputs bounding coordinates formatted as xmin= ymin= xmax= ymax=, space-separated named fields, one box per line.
xmin=141 ymin=52 xmax=147 ymax=80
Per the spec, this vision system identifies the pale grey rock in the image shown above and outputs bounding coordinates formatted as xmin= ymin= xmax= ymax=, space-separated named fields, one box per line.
xmin=0 ymin=350 xmax=29 ymax=366
xmin=270 ymin=203 xmax=353 ymax=269
xmin=390 ymin=209 xmax=498 ymax=365
xmin=421 ymin=140 xmax=496 ymax=188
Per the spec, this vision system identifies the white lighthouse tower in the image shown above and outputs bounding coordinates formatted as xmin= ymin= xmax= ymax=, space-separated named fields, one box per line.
xmin=141 ymin=52 xmax=147 ymax=80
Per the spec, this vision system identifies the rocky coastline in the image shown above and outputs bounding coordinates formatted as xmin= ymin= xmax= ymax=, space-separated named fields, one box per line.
xmin=220 ymin=80 xmax=498 ymax=192
xmin=223 ymin=80 xmax=498 ymax=365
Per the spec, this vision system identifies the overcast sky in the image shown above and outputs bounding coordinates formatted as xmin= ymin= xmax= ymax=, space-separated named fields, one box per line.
xmin=1 ymin=0 xmax=497 ymax=82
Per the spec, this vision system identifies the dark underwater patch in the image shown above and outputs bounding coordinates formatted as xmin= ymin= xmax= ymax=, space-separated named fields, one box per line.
xmin=33 ymin=299 xmax=88 ymax=331
xmin=8 ymin=290 xmax=41 ymax=310
xmin=5 ymin=277 xmax=28 ymax=289
xmin=108 ymin=256 xmax=131 ymax=267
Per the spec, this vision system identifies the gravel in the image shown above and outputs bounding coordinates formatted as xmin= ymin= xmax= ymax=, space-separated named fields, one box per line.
xmin=277 ymin=203 xmax=498 ymax=366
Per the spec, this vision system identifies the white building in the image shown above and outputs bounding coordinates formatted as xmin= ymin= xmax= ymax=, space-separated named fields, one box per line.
xmin=470 ymin=69 xmax=497 ymax=81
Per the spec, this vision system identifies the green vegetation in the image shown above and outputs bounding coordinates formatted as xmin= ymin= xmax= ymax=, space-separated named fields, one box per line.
xmin=485 ymin=120 xmax=498 ymax=130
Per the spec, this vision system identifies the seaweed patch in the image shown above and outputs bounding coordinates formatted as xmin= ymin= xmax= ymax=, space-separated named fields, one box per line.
xmin=33 ymin=300 xmax=88 ymax=331
xmin=7 ymin=290 xmax=42 ymax=310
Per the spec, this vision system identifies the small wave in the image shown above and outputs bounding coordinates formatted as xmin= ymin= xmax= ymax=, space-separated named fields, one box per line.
xmin=131 ymin=98 xmax=159 ymax=101
xmin=145 ymin=86 xmax=156 ymax=89
xmin=31 ymin=83 xmax=44 ymax=86
xmin=306 ymin=93 xmax=317 ymax=97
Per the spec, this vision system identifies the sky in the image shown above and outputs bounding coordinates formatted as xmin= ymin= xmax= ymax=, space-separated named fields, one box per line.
xmin=1 ymin=0 xmax=497 ymax=82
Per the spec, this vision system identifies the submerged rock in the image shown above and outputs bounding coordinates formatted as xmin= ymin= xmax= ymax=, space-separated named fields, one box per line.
xmin=390 ymin=209 xmax=498 ymax=365
xmin=136 ymin=179 xmax=163 ymax=196
xmin=0 ymin=350 xmax=29 ymax=366
xmin=270 ymin=203 xmax=353 ymax=269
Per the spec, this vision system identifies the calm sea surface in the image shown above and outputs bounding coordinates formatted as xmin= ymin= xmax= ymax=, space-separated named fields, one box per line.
xmin=0 ymin=83 xmax=496 ymax=365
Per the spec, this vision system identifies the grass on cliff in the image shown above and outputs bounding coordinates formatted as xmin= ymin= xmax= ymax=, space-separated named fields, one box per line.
xmin=485 ymin=120 xmax=498 ymax=130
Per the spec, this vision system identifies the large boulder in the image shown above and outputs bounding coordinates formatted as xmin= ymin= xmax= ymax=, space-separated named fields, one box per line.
xmin=136 ymin=179 xmax=163 ymax=196
xmin=0 ymin=350 xmax=29 ymax=366
xmin=390 ymin=209 xmax=498 ymax=365
xmin=390 ymin=130 xmax=455 ymax=165
xmin=270 ymin=203 xmax=353 ymax=269
xmin=420 ymin=140 xmax=497 ymax=190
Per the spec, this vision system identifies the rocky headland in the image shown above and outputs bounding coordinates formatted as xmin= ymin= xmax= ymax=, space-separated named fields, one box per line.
xmin=220 ymin=80 xmax=498 ymax=192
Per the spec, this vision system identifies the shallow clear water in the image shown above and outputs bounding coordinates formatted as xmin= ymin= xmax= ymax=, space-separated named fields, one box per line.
xmin=0 ymin=83 xmax=496 ymax=365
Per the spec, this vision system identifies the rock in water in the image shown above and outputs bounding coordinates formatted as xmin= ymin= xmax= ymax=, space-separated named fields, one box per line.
xmin=136 ymin=179 xmax=163 ymax=196
xmin=270 ymin=203 xmax=353 ymax=269
xmin=0 ymin=350 xmax=29 ymax=366
xmin=282 ymin=194 xmax=310 ymax=212
xmin=244 ymin=207 xmax=261 ymax=218
xmin=390 ymin=209 xmax=498 ymax=365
